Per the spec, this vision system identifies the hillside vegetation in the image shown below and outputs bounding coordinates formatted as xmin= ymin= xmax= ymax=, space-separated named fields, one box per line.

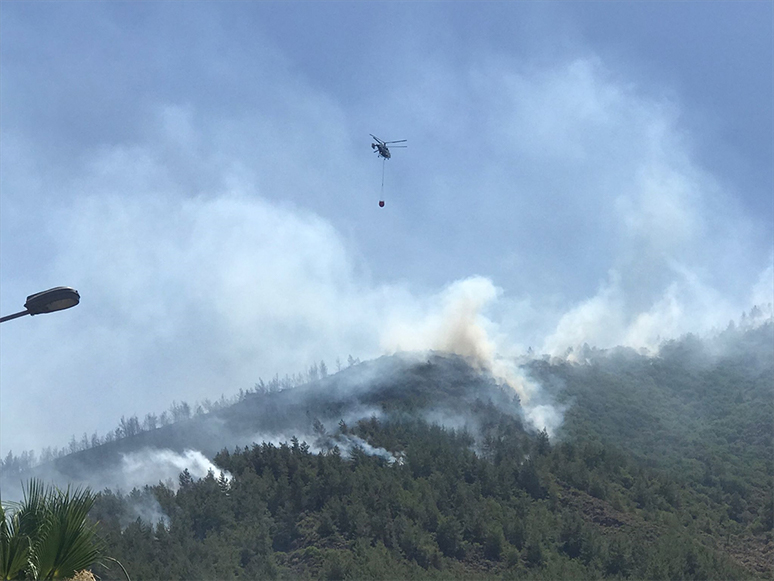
xmin=7 ymin=324 xmax=773 ymax=580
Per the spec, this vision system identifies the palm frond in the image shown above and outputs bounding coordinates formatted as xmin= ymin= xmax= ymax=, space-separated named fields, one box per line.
xmin=0 ymin=503 xmax=31 ymax=580
xmin=16 ymin=479 xmax=49 ymax=541
xmin=28 ymin=484 xmax=104 ymax=580
xmin=1 ymin=479 xmax=105 ymax=580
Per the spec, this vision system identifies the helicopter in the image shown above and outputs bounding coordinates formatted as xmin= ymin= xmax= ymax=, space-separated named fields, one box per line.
xmin=370 ymin=134 xmax=407 ymax=159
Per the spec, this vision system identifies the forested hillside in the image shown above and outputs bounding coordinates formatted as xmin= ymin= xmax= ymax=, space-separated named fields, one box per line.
xmin=78 ymin=323 xmax=772 ymax=580
xmin=536 ymin=322 xmax=773 ymax=576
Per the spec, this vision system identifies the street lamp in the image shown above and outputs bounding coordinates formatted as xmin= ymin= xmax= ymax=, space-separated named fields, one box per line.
xmin=0 ymin=287 xmax=80 ymax=323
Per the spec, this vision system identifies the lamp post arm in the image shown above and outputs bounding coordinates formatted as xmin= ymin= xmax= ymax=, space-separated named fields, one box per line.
xmin=0 ymin=309 xmax=31 ymax=324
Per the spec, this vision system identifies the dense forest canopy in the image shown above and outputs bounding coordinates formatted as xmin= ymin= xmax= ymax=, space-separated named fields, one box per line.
xmin=2 ymin=322 xmax=772 ymax=579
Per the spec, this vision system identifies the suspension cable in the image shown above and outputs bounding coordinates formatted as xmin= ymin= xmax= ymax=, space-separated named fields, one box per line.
xmin=379 ymin=158 xmax=386 ymax=207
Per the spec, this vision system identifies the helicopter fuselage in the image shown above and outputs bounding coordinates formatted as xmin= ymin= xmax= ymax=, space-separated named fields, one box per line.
xmin=372 ymin=142 xmax=391 ymax=159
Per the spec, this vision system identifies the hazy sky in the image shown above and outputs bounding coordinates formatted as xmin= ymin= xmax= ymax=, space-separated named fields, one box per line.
xmin=1 ymin=1 xmax=772 ymax=456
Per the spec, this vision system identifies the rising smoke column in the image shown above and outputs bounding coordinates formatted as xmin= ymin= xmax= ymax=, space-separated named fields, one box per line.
xmin=120 ymin=448 xmax=232 ymax=491
xmin=381 ymin=276 xmax=564 ymax=436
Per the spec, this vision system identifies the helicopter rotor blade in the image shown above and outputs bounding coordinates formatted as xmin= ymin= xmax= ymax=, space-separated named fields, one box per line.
xmin=384 ymin=140 xmax=407 ymax=144
xmin=388 ymin=145 xmax=408 ymax=148
xmin=370 ymin=134 xmax=385 ymax=144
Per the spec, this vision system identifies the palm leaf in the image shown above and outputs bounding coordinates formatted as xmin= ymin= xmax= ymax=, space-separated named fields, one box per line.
xmin=28 ymin=484 xmax=104 ymax=580
xmin=0 ymin=503 xmax=31 ymax=580
xmin=15 ymin=479 xmax=49 ymax=541
xmin=1 ymin=480 xmax=105 ymax=580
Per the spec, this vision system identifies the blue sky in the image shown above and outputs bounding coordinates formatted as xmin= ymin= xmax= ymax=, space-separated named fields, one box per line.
xmin=1 ymin=1 xmax=772 ymax=455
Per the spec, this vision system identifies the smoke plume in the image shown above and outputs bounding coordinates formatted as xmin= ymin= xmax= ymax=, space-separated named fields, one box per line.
xmin=381 ymin=276 xmax=564 ymax=436
xmin=120 ymin=448 xmax=232 ymax=491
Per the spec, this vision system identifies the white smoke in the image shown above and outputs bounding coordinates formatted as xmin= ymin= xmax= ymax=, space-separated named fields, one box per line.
xmin=120 ymin=448 xmax=232 ymax=491
xmin=123 ymin=488 xmax=169 ymax=529
xmin=381 ymin=276 xmax=564 ymax=436
xmin=749 ymin=261 xmax=774 ymax=317
xmin=331 ymin=434 xmax=400 ymax=464
xmin=535 ymin=93 xmax=772 ymax=358
xmin=0 ymin=448 xmax=232 ymax=505
xmin=2 ymin=38 xmax=770 ymax=459
xmin=239 ymin=427 xmax=400 ymax=465
xmin=542 ymin=260 xmax=773 ymax=358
